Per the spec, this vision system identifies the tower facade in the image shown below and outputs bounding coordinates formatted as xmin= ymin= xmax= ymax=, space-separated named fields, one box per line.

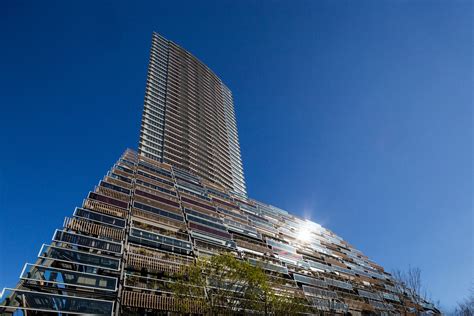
xmin=0 ymin=33 xmax=439 ymax=316
xmin=139 ymin=33 xmax=246 ymax=197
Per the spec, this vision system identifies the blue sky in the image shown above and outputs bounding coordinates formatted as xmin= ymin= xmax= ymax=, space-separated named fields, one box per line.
xmin=0 ymin=0 xmax=472 ymax=311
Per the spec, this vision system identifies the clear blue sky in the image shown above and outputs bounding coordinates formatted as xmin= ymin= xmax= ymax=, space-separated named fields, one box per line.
xmin=0 ymin=0 xmax=472 ymax=311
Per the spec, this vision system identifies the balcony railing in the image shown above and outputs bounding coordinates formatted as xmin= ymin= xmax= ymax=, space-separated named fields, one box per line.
xmin=64 ymin=217 xmax=124 ymax=241
xmin=131 ymin=208 xmax=186 ymax=230
xmin=0 ymin=288 xmax=115 ymax=315
xmin=95 ymin=186 xmax=130 ymax=202
xmin=126 ymin=253 xmax=184 ymax=274
xmin=128 ymin=244 xmax=194 ymax=265
xmin=121 ymin=291 xmax=204 ymax=313
xmin=235 ymin=239 xmax=272 ymax=255
xmin=104 ymin=175 xmax=133 ymax=189
xmin=83 ymin=199 xmax=127 ymax=218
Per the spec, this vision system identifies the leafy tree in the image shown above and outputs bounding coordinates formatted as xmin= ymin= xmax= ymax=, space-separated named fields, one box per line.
xmin=244 ymin=272 xmax=311 ymax=315
xmin=170 ymin=257 xmax=208 ymax=314
xmin=171 ymin=253 xmax=263 ymax=314
xmin=170 ymin=253 xmax=312 ymax=315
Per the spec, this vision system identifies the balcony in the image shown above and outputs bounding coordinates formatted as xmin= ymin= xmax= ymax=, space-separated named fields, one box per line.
xmin=128 ymin=244 xmax=194 ymax=263
xmin=129 ymin=228 xmax=192 ymax=256
xmin=95 ymin=185 xmax=130 ymax=202
xmin=234 ymin=239 xmax=272 ymax=255
xmin=104 ymin=175 xmax=133 ymax=189
xmin=121 ymin=291 xmax=204 ymax=313
xmin=302 ymin=285 xmax=338 ymax=299
xmin=131 ymin=220 xmax=189 ymax=241
xmin=133 ymin=195 xmax=182 ymax=215
xmin=88 ymin=192 xmax=129 ymax=209
xmin=194 ymin=239 xmax=237 ymax=257
xmin=248 ymin=258 xmax=288 ymax=275
xmin=131 ymin=208 xmax=186 ymax=230
xmin=74 ymin=208 xmax=125 ymax=228
xmin=344 ymin=297 xmax=374 ymax=312
xmin=188 ymin=221 xmax=231 ymax=240
xmin=180 ymin=195 xmax=216 ymax=212
xmin=83 ymin=198 xmax=127 ymax=218
xmin=0 ymin=288 xmax=114 ymax=315
xmin=126 ymin=253 xmax=184 ymax=274
xmin=136 ymin=171 xmax=175 ymax=189
xmin=111 ymin=167 xmax=133 ymax=179
xmin=20 ymin=263 xmax=117 ymax=292
xmin=38 ymin=244 xmax=120 ymax=271
xmin=293 ymin=273 xmax=327 ymax=288
xmin=100 ymin=180 xmax=131 ymax=195
xmin=53 ymin=230 xmax=122 ymax=254
xmin=64 ymin=217 xmax=124 ymax=241
xmin=134 ymin=189 xmax=180 ymax=209
xmin=133 ymin=201 xmax=183 ymax=222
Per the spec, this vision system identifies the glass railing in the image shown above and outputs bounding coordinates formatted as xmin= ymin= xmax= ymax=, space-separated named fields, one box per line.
xmin=137 ymin=170 xmax=175 ymax=187
xmin=224 ymin=218 xmax=258 ymax=234
xmin=130 ymin=228 xmax=191 ymax=249
xmin=187 ymin=215 xmax=228 ymax=232
xmin=266 ymin=238 xmax=296 ymax=253
xmin=293 ymin=274 xmax=327 ymax=288
xmin=74 ymin=208 xmax=125 ymax=228
xmin=308 ymin=297 xmax=331 ymax=310
xmin=181 ymin=196 xmax=215 ymax=212
xmin=248 ymin=258 xmax=288 ymax=274
xmin=357 ymin=289 xmax=381 ymax=300
xmin=302 ymin=285 xmax=338 ymax=299
xmin=191 ymin=231 xmax=236 ymax=249
xmin=53 ymin=230 xmax=122 ymax=254
xmin=136 ymin=180 xmax=177 ymax=196
xmin=185 ymin=208 xmax=224 ymax=224
xmin=0 ymin=288 xmax=114 ymax=315
xmin=297 ymin=260 xmax=311 ymax=270
xmin=129 ymin=228 xmax=192 ymax=256
xmin=100 ymin=180 xmax=131 ymax=195
xmin=383 ymin=292 xmax=401 ymax=302
xmin=138 ymin=161 xmax=172 ymax=178
xmin=308 ymin=260 xmax=332 ymax=272
xmin=88 ymin=192 xmax=128 ymax=209
xmin=325 ymin=278 xmax=353 ymax=290
xmin=278 ymin=253 xmax=303 ymax=266
xmin=369 ymin=299 xmax=394 ymax=310
xmin=131 ymin=221 xmax=188 ymax=241
xmin=218 ymin=207 xmax=248 ymax=221
xmin=20 ymin=263 xmax=117 ymax=291
xmin=133 ymin=201 xmax=184 ymax=222
xmin=38 ymin=244 xmax=120 ymax=271
xmin=331 ymin=265 xmax=355 ymax=276
xmin=135 ymin=189 xmax=180 ymax=207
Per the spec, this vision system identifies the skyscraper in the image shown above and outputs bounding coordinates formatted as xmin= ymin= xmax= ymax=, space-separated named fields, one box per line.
xmin=0 ymin=33 xmax=439 ymax=315
xmin=139 ymin=33 xmax=246 ymax=197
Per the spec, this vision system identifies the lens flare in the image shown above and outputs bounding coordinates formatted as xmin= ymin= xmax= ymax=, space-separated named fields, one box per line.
xmin=296 ymin=228 xmax=313 ymax=242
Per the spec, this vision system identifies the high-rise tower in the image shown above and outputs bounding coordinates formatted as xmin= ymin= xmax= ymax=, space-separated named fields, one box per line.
xmin=138 ymin=33 xmax=246 ymax=196
xmin=0 ymin=33 xmax=439 ymax=316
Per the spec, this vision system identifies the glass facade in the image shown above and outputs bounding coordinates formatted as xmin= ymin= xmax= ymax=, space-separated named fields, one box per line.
xmin=0 ymin=32 xmax=439 ymax=316
xmin=138 ymin=33 xmax=247 ymax=196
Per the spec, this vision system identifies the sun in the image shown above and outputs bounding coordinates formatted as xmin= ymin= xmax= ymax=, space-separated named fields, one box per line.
xmin=296 ymin=223 xmax=315 ymax=242
xmin=296 ymin=228 xmax=313 ymax=242
xmin=296 ymin=220 xmax=322 ymax=242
